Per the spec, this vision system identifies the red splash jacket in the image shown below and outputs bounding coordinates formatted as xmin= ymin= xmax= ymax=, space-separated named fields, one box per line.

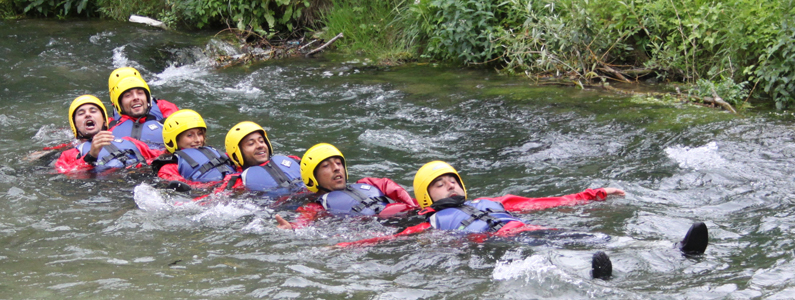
xmin=54 ymin=137 xmax=164 ymax=174
xmin=335 ymin=188 xmax=609 ymax=247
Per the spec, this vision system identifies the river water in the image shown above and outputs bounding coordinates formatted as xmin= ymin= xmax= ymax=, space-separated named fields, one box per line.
xmin=2 ymin=19 xmax=795 ymax=299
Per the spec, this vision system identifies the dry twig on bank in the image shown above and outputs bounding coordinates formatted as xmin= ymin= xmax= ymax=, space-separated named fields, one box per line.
xmin=305 ymin=33 xmax=343 ymax=57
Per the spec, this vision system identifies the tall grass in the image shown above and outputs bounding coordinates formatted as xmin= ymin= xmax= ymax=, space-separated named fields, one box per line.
xmin=321 ymin=0 xmax=416 ymax=63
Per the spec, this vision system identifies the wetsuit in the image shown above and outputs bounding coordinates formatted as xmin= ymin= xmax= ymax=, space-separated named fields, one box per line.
xmin=55 ymin=136 xmax=163 ymax=174
xmin=152 ymin=146 xmax=236 ymax=188
xmin=335 ymin=188 xmax=610 ymax=247
xmin=108 ymin=99 xmax=179 ymax=150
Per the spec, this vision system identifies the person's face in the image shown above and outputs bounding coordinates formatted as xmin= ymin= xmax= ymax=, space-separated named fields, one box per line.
xmin=120 ymin=88 xmax=149 ymax=118
xmin=176 ymin=128 xmax=205 ymax=150
xmin=74 ymin=104 xmax=105 ymax=138
xmin=314 ymin=157 xmax=346 ymax=192
xmin=428 ymin=174 xmax=465 ymax=201
xmin=239 ymin=131 xmax=270 ymax=167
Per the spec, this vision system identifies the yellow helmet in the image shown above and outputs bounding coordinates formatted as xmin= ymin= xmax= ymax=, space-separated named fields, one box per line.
xmin=413 ymin=161 xmax=467 ymax=208
xmin=225 ymin=121 xmax=273 ymax=167
xmin=162 ymin=109 xmax=207 ymax=153
xmin=108 ymin=67 xmax=143 ymax=97
xmin=109 ymin=75 xmax=151 ymax=115
xmin=68 ymin=95 xmax=108 ymax=139
xmin=300 ymin=143 xmax=346 ymax=193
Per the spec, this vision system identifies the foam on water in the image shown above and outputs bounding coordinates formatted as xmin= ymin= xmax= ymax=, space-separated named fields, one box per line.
xmin=33 ymin=125 xmax=72 ymax=144
xmin=148 ymin=64 xmax=209 ymax=86
xmin=664 ymin=141 xmax=726 ymax=170
xmin=493 ymin=254 xmax=570 ymax=282
xmin=111 ymin=45 xmax=146 ymax=72
xmin=133 ymin=183 xmax=274 ymax=230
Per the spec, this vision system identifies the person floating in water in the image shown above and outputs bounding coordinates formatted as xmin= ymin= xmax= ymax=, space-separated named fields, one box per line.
xmin=206 ymin=121 xmax=309 ymax=199
xmin=106 ymin=67 xmax=179 ymax=149
xmin=151 ymin=109 xmax=236 ymax=189
xmin=336 ymin=160 xmax=709 ymax=279
xmin=55 ymin=95 xmax=162 ymax=174
xmin=276 ymin=143 xmax=418 ymax=229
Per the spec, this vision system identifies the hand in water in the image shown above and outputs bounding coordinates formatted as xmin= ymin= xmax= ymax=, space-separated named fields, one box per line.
xmin=603 ymin=188 xmax=625 ymax=197
xmin=276 ymin=214 xmax=293 ymax=230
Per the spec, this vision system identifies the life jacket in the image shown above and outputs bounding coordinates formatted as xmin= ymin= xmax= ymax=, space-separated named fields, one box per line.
xmin=319 ymin=183 xmax=393 ymax=216
xmin=152 ymin=147 xmax=236 ymax=182
xmin=77 ymin=138 xmax=146 ymax=172
xmin=108 ymin=100 xmax=166 ymax=149
xmin=237 ymin=155 xmax=305 ymax=198
xmin=426 ymin=198 xmax=521 ymax=233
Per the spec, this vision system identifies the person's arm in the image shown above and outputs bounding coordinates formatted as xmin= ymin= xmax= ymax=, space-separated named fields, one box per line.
xmin=335 ymin=222 xmax=432 ymax=247
xmin=54 ymin=148 xmax=94 ymax=173
xmin=287 ymin=202 xmax=326 ymax=229
xmin=356 ymin=177 xmax=418 ymax=207
xmin=155 ymin=100 xmax=180 ymax=118
xmin=124 ymin=137 xmax=166 ymax=163
xmin=157 ymin=163 xmax=223 ymax=189
xmin=494 ymin=188 xmax=625 ymax=213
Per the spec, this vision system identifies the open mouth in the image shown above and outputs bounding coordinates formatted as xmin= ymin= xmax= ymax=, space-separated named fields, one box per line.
xmin=332 ymin=174 xmax=344 ymax=180
xmin=84 ymin=120 xmax=96 ymax=130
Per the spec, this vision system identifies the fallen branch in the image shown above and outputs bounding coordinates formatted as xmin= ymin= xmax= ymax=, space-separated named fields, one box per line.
xmin=598 ymin=63 xmax=631 ymax=83
xmin=305 ymin=33 xmax=343 ymax=57
xmin=708 ymin=88 xmax=737 ymax=114
xmin=622 ymin=68 xmax=654 ymax=77
xmin=299 ymin=39 xmax=319 ymax=51
xmin=601 ymin=84 xmax=738 ymax=114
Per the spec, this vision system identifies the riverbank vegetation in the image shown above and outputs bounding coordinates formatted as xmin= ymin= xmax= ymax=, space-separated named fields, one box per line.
xmin=3 ymin=0 xmax=793 ymax=109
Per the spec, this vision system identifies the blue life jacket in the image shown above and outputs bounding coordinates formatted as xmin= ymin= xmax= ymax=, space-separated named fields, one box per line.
xmin=319 ymin=183 xmax=392 ymax=216
xmin=427 ymin=199 xmax=521 ymax=233
xmin=173 ymin=147 xmax=236 ymax=182
xmin=239 ymin=155 xmax=305 ymax=198
xmin=109 ymin=118 xmax=164 ymax=150
xmin=109 ymin=100 xmax=166 ymax=149
xmin=78 ymin=138 xmax=146 ymax=172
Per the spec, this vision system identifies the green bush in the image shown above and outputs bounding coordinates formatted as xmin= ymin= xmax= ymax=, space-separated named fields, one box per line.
xmin=416 ymin=0 xmax=501 ymax=63
xmin=173 ymin=0 xmax=312 ymax=37
xmin=9 ymin=0 xmax=97 ymax=17
xmin=95 ymin=0 xmax=166 ymax=23
xmin=321 ymin=0 xmax=415 ymax=61
xmin=750 ymin=19 xmax=795 ymax=109
xmin=695 ymin=78 xmax=749 ymax=107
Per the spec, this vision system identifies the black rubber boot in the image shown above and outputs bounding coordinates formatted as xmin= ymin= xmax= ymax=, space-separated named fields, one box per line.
xmin=677 ymin=222 xmax=709 ymax=255
xmin=591 ymin=251 xmax=612 ymax=280
xmin=167 ymin=181 xmax=192 ymax=193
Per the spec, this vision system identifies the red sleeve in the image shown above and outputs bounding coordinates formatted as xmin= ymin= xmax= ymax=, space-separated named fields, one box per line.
xmin=336 ymin=222 xmax=432 ymax=247
xmin=289 ymin=202 xmax=326 ymax=229
xmin=155 ymin=100 xmax=179 ymax=118
xmin=157 ymin=163 xmax=223 ymax=189
xmin=491 ymin=188 xmax=608 ymax=213
xmin=123 ymin=137 xmax=166 ymax=163
xmin=287 ymin=155 xmax=301 ymax=161
xmin=54 ymin=148 xmax=94 ymax=173
xmin=356 ymin=177 xmax=418 ymax=208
